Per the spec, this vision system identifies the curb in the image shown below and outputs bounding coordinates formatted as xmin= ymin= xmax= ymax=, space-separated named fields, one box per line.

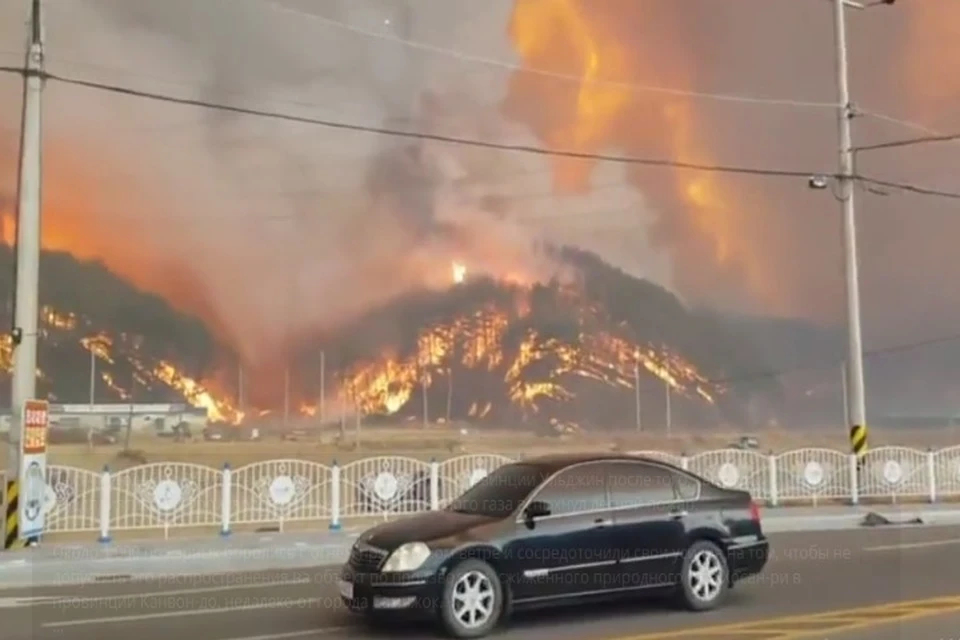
xmin=762 ymin=508 xmax=960 ymax=532
xmin=4 ymin=509 xmax=960 ymax=589
xmin=0 ymin=541 xmax=356 ymax=589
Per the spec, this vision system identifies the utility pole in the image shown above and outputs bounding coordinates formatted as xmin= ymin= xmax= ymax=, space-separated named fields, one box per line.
xmin=832 ymin=0 xmax=897 ymax=463
xmin=319 ymin=350 xmax=325 ymax=422
xmin=88 ymin=348 xmax=95 ymax=405
xmin=237 ymin=363 xmax=244 ymax=412
xmin=841 ymin=360 xmax=849 ymax=425
xmin=283 ymin=365 xmax=290 ymax=427
xmin=664 ymin=380 xmax=672 ymax=437
xmin=633 ymin=362 xmax=642 ymax=433
xmin=7 ymin=0 xmax=44 ymax=485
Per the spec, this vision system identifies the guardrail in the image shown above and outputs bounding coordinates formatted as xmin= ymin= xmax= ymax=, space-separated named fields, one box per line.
xmin=26 ymin=445 xmax=960 ymax=541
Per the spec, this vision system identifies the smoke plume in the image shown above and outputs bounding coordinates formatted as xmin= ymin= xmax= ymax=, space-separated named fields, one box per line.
xmin=0 ymin=0 xmax=570 ymax=368
xmin=0 ymin=0 xmax=958 ymax=373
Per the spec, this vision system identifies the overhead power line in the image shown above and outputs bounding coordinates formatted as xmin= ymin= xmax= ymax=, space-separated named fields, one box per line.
xmin=859 ymin=110 xmax=955 ymax=140
xmin=708 ymin=330 xmax=960 ymax=387
xmin=855 ymin=131 xmax=960 ymax=153
xmin=252 ymin=0 xmax=951 ymax=142
xmin=253 ymin=0 xmax=840 ymax=110
xmin=2 ymin=65 xmax=960 ymax=201
xmin=857 ymin=177 xmax=960 ymax=200
xmin=0 ymin=65 xmax=826 ymax=180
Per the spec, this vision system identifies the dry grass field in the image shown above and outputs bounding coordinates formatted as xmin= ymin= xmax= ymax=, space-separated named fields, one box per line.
xmin=47 ymin=424 xmax=960 ymax=471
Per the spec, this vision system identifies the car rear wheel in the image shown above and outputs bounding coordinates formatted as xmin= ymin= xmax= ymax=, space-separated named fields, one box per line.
xmin=438 ymin=559 xmax=503 ymax=638
xmin=677 ymin=540 xmax=728 ymax=611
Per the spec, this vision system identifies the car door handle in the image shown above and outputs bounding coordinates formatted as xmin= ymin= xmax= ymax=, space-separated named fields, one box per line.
xmin=670 ymin=510 xmax=689 ymax=520
xmin=593 ymin=517 xmax=611 ymax=527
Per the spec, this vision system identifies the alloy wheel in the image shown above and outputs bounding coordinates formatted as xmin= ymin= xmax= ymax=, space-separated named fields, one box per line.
xmin=451 ymin=569 xmax=495 ymax=629
xmin=688 ymin=549 xmax=723 ymax=602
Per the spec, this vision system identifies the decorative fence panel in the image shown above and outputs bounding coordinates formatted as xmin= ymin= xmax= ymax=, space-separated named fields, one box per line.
xmin=231 ymin=459 xmax=332 ymax=531
xmin=933 ymin=445 xmax=960 ymax=500
xmin=26 ymin=445 xmax=960 ymax=541
xmin=773 ymin=448 xmax=852 ymax=506
xmin=110 ymin=462 xmax=222 ymax=537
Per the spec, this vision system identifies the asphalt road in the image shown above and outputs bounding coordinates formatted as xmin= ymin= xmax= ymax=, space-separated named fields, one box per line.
xmin=4 ymin=525 xmax=960 ymax=640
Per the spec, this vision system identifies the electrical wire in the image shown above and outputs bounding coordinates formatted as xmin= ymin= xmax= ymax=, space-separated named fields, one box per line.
xmin=0 ymin=65 xmax=828 ymax=180
xmin=253 ymin=0 xmax=841 ymax=110
xmin=857 ymin=176 xmax=960 ymax=200
xmin=704 ymin=330 xmax=960 ymax=388
xmin=859 ymin=110 xmax=951 ymax=139
xmin=5 ymin=64 xmax=960 ymax=203
xmin=855 ymin=131 xmax=960 ymax=153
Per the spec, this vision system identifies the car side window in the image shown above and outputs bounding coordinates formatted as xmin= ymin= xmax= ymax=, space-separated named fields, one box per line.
xmin=672 ymin=470 xmax=701 ymax=501
xmin=533 ymin=465 xmax=607 ymax=516
xmin=606 ymin=462 xmax=678 ymax=508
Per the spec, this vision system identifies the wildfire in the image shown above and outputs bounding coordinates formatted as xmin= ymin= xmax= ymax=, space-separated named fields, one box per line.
xmin=338 ymin=297 xmax=718 ymax=421
xmin=0 ymin=304 xmax=243 ymax=423
xmin=452 ymin=261 xmax=467 ymax=284
xmin=0 ymin=334 xmax=12 ymax=372
xmin=152 ymin=362 xmax=242 ymax=424
xmin=505 ymin=0 xmax=786 ymax=311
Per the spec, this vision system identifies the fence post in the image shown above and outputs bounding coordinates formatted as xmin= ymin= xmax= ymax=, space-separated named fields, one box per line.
xmin=680 ymin=454 xmax=689 ymax=471
xmin=97 ymin=465 xmax=111 ymax=543
xmin=220 ymin=462 xmax=231 ymax=537
xmin=429 ymin=459 xmax=439 ymax=511
xmin=927 ymin=449 xmax=936 ymax=503
xmin=329 ymin=461 xmax=341 ymax=531
xmin=767 ymin=452 xmax=778 ymax=507
xmin=848 ymin=454 xmax=859 ymax=505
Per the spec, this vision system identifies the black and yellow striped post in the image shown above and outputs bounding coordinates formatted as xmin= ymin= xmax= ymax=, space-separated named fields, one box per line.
xmin=4 ymin=478 xmax=23 ymax=550
xmin=850 ymin=424 xmax=868 ymax=471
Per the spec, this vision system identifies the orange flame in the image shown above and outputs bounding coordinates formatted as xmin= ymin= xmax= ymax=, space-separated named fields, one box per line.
xmin=0 ymin=304 xmax=244 ymax=423
xmin=506 ymin=0 xmax=787 ymax=312
xmin=452 ymin=261 xmax=467 ymax=284
xmin=339 ymin=295 xmax=717 ymax=418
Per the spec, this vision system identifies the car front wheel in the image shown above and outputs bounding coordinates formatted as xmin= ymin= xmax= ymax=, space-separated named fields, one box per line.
xmin=677 ymin=540 xmax=729 ymax=611
xmin=437 ymin=559 xmax=504 ymax=638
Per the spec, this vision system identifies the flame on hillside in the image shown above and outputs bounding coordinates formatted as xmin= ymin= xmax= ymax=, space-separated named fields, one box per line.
xmin=0 ymin=306 xmax=243 ymax=423
xmin=2 ymin=262 xmax=720 ymax=427
xmin=338 ymin=295 xmax=718 ymax=421
xmin=452 ymin=261 xmax=467 ymax=285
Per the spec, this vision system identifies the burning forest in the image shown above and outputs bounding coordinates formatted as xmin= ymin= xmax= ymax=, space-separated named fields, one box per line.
xmin=0 ymin=241 xmax=782 ymax=431
xmin=6 ymin=1 xmax=879 ymax=429
xmin=320 ymin=246 xmax=747 ymax=431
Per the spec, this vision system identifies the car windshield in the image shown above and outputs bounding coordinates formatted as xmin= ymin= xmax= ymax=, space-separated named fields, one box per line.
xmin=446 ymin=463 xmax=548 ymax=518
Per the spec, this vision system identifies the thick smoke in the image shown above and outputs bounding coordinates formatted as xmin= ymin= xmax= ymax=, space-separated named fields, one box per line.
xmin=503 ymin=0 xmax=960 ymax=346
xmin=0 ymin=0 xmax=958 ymax=374
xmin=0 ymin=0 xmax=571 ymax=368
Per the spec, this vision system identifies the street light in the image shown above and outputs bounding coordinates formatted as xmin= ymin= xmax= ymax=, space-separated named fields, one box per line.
xmin=842 ymin=0 xmax=895 ymax=8
xmin=814 ymin=0 xmax=895 ymax=464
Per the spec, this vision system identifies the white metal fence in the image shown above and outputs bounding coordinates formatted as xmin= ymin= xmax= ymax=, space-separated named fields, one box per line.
xmin=30 ymin=445 xmax=960 ymax=541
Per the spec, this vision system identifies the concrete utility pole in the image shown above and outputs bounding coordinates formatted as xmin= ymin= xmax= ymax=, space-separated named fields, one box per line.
xmin=830 ymin=0 xmax=896 ymax=461
xmin=7 ymin=0 xmax=45 ymax=481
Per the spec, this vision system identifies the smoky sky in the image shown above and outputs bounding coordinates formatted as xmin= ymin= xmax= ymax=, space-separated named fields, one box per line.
xmin=0 ymin=0 xmax=958 ymax=365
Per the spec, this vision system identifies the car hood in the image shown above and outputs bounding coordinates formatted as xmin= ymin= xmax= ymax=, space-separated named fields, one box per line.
xmin=358 ymin=510 xmax=500 ymax=551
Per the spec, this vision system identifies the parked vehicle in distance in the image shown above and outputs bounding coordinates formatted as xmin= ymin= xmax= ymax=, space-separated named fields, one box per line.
xmin=338 ymin=452 xmax=769 ymax=638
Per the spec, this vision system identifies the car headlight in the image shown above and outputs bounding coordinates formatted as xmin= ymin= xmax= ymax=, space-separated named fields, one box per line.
xmin=381 ymin=542 xmax=431 ymax=573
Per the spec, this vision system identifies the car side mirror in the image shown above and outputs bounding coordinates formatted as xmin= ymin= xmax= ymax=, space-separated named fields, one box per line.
xmin=523 ymin=500 xmax=551 ymax=526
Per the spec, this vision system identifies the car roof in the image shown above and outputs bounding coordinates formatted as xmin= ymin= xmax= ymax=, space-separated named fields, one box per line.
xmin=518 ymin=452 xmax=676 ymax=474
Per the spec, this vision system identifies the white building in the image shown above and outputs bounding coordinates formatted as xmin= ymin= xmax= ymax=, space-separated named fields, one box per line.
xmin=0 ymin=403 xmax=209 ymax=434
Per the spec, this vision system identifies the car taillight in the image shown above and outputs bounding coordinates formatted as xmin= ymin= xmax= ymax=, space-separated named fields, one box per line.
xmin=748 ymin=500 xmax=761 ymax=522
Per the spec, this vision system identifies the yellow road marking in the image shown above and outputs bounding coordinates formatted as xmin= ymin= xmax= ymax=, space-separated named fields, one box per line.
xmin=611 ymin=594 xmax=960 ymax=639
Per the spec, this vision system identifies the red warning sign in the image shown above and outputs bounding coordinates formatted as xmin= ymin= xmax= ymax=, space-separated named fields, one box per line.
xmin=22 ymin=399 xmax=49 ymax=455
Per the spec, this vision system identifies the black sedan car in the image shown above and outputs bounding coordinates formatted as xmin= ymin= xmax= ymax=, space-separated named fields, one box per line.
xmin=339 ymin=452 xmax=769 ymax=638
